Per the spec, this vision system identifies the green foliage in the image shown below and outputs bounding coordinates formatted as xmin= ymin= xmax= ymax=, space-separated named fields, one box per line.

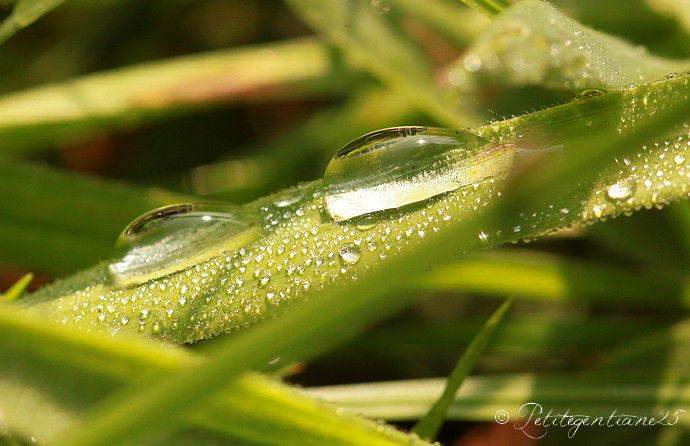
xmin=0 ymin=0 xmax=689 ymax=445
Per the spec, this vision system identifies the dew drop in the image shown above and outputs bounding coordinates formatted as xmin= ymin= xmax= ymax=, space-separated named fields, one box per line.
xmin=108 ymin=203 xmax=259 ymax=288
xmin=606 ymin=178 xmax=636 ymax=201
xmin=323 ymin=127 xmax=515 ymax=222
xmin=574 ymin=88 xmax=607 ymax=102
xmin=339 ymin=245 xmax=362 ymax=265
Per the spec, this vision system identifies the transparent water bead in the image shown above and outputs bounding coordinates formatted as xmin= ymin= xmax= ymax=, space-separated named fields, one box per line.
xmin=109 ymin=203 xmax=259 ymax=288
xmin=323 ymin=127 xmax=516 ymax=222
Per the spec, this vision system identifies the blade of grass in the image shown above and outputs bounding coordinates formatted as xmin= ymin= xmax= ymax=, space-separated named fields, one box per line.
xmin=1 ymin=273 xmax=32 ymax=302
xmin=0 ymin=0 xmax=65 ymax=45
xmin=0 ymin=304 xmax=420 ymax=445
xmin=0 ymin=38 xmax=357 ymax=152
xmin=24 ymin=74 xmax=690 ymax=342
xmin=412 ymin=297 xmax=513 ymax=439
xmin=286 ymin=0 xmax=469 ymax=127
xmin=52 ymin=62 xmax=690 ymax=446
xmin=304 ymin=373 xmax=690 ymax=421
xmin=458 ymin=0 xmax=510 ymax=17
xmin=417 ymin=250 xmax=690 ymax=307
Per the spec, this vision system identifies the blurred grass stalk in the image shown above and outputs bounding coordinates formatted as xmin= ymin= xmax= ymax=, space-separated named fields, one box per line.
xmin=0 ymin=37 xmax=361 ymax=152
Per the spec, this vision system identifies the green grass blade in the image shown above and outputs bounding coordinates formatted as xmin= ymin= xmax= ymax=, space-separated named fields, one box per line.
xmin=286 ymin=0 xmax=469 ymax=127
xmin=0 ymin=38 xmax=355 ymax=152
xmin=25 ymin=73 xmax=690 ymax=343
xmin=0 ymin=304 xmax=419 ymax=445
xmin=50 ymin=69 xmax=690 ymax=446
xmin=1 ymin=273 xmax=33 ymax=302
xmin=412 ymin=297 xmax=513 ymax=439
xmin=0 ymin=0 xmax=65 ymax=45
xmin=458 ymin=0 xmax=510 ymax=17
xmin=418 ymin=250 xmax=690 ymax=307
xmin=305 ymin=373 xmax=690 ymax=421
xmin=454 ymin=0 xmax=690 ymax=90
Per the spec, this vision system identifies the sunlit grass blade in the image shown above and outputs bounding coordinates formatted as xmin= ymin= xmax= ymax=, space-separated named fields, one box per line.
xmin=24 ymin=73 xmax=690 ymax=343
xmin=0 ymin=38 xmax=356 ymax=152
xmin=52 ymin=65 xmax=690 ymax=446
xmin=286 ymin=0 xmax=470 ymax=127
xmin=452 ymin=0 xmax=690 ymax=90
xmin=0 ymin=0 xmax=65 ymax=45
xmin=305 ymin=373 xmax=690 ymax=421
xmin=0 ymin=304 xmax=420 ymax=445
xmin=412 ymin=297 xmax=513 ymax=439
xmin=418 ymin=250 xmax=690 ymax=307
xmin=1 ymin=273 xmax=33 ymax=302
xmin=458 ymin=0 xmax=510 ymax=17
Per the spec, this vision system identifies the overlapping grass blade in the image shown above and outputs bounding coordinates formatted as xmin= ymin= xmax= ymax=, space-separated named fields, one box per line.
xmin=0 ymin=304 xmax=419 ymax=445
xmin=412 ymin=297 xmax=513 ymax=439
xmin=1 ymin=273 xmax=32 ymax=301
xmin=0 ymin=0 xmax=65 ymax=45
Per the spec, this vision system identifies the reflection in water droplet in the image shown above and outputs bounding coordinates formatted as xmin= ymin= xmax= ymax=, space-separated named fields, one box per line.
xmin=323 ymin=127 xmax=515 ymax=222
xmin=606 ymin=178 xmax=636 ymax=201
xmin=339 ymin=245 xmax=361 ymax=265
xmin=109 ymin=203 xmax=259 ymax=289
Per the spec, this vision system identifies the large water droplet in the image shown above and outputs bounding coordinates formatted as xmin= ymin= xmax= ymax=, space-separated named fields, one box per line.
xmin=109 ymin=203 xmax=259 ymax=288
xmin=323 ymin=127 xmax=516 ymax=222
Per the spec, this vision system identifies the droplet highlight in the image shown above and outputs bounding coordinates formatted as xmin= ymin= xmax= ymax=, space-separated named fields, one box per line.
xmin=323 ymin=127 xmax=515 ymax=222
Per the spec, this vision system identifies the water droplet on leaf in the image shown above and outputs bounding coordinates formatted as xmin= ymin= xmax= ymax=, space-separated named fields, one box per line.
xmin=606 ymin=178 xmax=636 ymax=201
xmin=323 ymin=127 xmax=514 ymax=222
xmin=108 ymin=203 xmax=259 ymax=288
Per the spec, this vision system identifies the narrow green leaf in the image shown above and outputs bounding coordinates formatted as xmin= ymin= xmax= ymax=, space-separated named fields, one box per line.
xmin=458 ymin=0 xmax=510 ymax=17
xmin=0 ymin=304 xmax=420 ymax=445
xmin=286 ymin=0 xmax=472 ymax=127
xmin=0 ymin=0 xmax=65 ymax=45
xmin=1 ymin=273 xmax=33 ymax=302
xmin=412 ymin=297 xmax=513 ymax=439
xmin=51 ymin=68 xmax=690 ymax=446
xmin=0 ymin=38 xmax=356 ymax=152
xmin=418 ymin=250 xmax=690 ymax=307
xmin=305 ymin=373 xmax=690 ymax=421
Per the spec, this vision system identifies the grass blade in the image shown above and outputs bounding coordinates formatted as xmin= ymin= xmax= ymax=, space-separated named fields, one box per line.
xmin=0 ymin=38 xmax=355 ymax=152
xmin=458 ymin=0 xmax=510 ymax=17
xmin=0 ymin=0 xmax=65 ymax=45
xmin=412 ymin=297 xmax=513 ymax=439
xmin=1 ymin=273 xmax=33 ymax=302
xmin=51 ymin=63 xmax=690 ymax=446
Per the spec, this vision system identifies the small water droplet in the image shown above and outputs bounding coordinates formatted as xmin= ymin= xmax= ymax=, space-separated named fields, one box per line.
xmin=574 ymin=88 xmax=607 ymax=102
xmin=339 ymin=245 xmax=361 ymax=265
xmin=108 ymin=203 xmax=258 ymax=288
xmin=323 ymin=127 xmax=513 ymax=222
xmin=606 ymin=178 xmax=636 ymax=201
xmin=463 ymin=54 xmax=482 ymax=72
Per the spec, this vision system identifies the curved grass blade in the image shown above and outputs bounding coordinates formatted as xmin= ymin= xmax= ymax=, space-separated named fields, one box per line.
xmin=412 ymin=297 xmax=513 ymax=440
xmin=49 ymin=73 xmax=690 ymax=446
xmin=0 ymin=0 xmax=65 ymax=45
xmin=0 ymin=304 xmax=421 ymax=445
